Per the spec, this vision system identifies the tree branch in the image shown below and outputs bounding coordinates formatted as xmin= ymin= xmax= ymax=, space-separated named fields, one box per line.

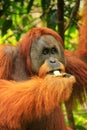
xmin=64 ymin=0 xmax=80 ymax=32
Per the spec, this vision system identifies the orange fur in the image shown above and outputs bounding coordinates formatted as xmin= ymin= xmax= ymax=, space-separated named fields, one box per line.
xmin=0 ymin=45 xmax=13 ymax=79
xmin=64 ymin=1 xmax=87 ymax=128
xmin=0 ymin=26 xmax=86 ymax=130
xmin=64 ymin=0 xmax=87 ymax=106
xmin=65 ymin=50 xmax=87 ymax=105
xmin=76 ymin=0 xmax=87 ymax=62
xmin=0 ymin=27 xmax=76 ymax=130
xmin=64 ymin=3 xmax=87 ymax=125
xmin=0 ymin=74 xmax=75 ymax=130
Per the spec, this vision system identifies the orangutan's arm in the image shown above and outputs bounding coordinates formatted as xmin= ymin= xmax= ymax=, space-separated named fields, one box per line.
xmin=0 ymin=75 xmax=75 ymax=127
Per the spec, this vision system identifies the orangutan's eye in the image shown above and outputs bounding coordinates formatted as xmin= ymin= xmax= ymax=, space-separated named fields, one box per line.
xmin=51 ymin=47 xmax=58 ymax=54
xmin=42 ymin=48 xmax=49 ymax=55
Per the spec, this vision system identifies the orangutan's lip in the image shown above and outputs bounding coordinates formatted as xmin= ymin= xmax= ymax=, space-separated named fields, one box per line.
xmin=47 ymin=69 xmax=72 ymax=77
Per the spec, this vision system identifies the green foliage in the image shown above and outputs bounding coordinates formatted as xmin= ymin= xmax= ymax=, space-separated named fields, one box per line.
xmin=0 ymin=0 xmax=37 ymax=44
xmin=62 ymin=103 xmax=87 ymax=130
xmin=0 ymin=0 xmax=79 ymax=50
xmin=74 ymin=106 xmax=87 ymax=130
xmin=2 ymin=19 xmax=12 ymax=36
xmin=65 ymin=24 xmax=79 ymax=50
xmin=27 ymin=0 xmax=34 ymax=13
xmin=41 ymin=0 xmax=51 ymax=11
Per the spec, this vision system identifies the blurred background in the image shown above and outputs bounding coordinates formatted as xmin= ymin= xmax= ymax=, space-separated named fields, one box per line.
xmin=0 ymin=0 xmax=81 ymax=49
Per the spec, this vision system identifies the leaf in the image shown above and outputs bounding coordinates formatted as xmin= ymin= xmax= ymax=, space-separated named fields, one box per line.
xmin=2 ymin=19 xmax=12 ymax=36
xmin=41 ymin=0 xmax=51 ymax=11
xmin=75 ymin=125 xmax=87 ymax=130
xmin=14 ymin=0 xmax=24 ymax=6
xmin=27 ymin=0 xmax=34 ymax=13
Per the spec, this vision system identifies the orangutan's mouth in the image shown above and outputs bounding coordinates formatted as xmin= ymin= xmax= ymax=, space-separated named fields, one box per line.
xmin=48 ymin=69 xmax=72 ymax=77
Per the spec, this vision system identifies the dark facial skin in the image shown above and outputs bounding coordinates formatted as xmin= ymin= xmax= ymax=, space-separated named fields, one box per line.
xmin=30 ymin=34 xmax=65 ymax=74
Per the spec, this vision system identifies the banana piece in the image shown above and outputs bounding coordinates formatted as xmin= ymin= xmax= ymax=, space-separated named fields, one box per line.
xmin=53 ymin=70 xmax=63 ymax=76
